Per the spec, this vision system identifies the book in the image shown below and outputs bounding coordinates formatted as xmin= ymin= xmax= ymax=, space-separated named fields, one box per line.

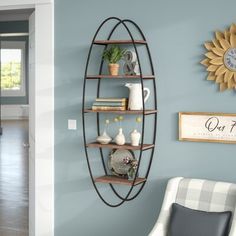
xmin=92 ymin=106 xmax=126 ymax=111
xmin=95 ymin=98 xmax=128 ymax=102
xmin=93 ymin=101 xmax=127 ymax=107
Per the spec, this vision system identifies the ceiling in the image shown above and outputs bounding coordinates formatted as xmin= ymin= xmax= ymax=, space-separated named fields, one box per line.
xmin=0 ymin=8 xmax=34 ymax=22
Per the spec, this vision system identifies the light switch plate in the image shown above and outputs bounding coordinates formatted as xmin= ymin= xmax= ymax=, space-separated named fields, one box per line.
xmin=68 ymin=119 xmax=77 ymax=130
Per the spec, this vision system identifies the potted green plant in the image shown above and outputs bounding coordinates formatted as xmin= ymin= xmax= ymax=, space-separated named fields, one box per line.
xmin=102 ymin=45 xmax=126 ymax=76
xmin=123 ymin=157 xmax=138 ymax=180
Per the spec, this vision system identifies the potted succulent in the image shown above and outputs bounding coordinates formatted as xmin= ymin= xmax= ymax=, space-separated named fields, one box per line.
xmin=102 ymin=45 xmax=126 ymax=75
xmin=123 ymin=157 xmax=138 ymax=180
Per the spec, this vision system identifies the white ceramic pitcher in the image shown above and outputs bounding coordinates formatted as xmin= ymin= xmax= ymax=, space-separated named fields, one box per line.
xmin=125 ymin=83 xmax=150 ymax=110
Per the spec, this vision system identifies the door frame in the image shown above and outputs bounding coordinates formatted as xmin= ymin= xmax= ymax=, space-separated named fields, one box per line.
xmin=0 ymin=1 xmax=54 ymax=236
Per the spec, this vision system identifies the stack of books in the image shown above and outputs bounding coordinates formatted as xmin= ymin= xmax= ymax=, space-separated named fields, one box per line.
xmin=92 ymin=98 xmax=128 ymax=111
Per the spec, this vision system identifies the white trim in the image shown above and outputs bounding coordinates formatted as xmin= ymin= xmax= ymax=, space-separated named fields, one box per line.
xmin=0 ymin=33 xmax=29 ymax=37
xmin=34 ymin=4 xmax=54 ymax=236
xmin=1 ymin=104 xmax=29 ymax=120
xmin=1 ymin=41 xmax=27 ymax=97
xmin=0 ymin=0 xmax=52 ymax=7
xmin=0 ymin=1 xmax=54 ymax=236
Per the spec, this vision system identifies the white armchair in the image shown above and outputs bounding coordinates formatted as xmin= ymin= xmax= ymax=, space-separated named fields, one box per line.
xmin=149 ymin=177 xmax=236 ymax=236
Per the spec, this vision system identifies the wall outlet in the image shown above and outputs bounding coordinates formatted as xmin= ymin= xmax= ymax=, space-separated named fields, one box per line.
xmin=68 ymin=119 xmax=77 ymax=130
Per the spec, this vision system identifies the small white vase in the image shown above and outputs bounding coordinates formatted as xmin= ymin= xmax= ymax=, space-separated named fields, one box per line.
xmin=130 ymin=129 xmax=141 ymax=146
xmin=96 ymin=130 xmax=112 ymax=144
xmin=115 ymin=128 xmax=126 ymax=145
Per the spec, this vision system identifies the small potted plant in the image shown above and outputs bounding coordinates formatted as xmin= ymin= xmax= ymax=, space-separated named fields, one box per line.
xmin=123 ymin=157 xmax=138 ymax=180
xmin=102 ymin=45 xmax=126 ymax=76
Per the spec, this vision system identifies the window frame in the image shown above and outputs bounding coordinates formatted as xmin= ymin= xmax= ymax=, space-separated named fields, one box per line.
xmin=1 ymin=40 xmax=26 ymax=97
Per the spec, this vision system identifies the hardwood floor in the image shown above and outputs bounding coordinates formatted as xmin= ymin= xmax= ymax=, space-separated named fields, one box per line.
xmin=0 ymin=120 xmax=28 ymax=236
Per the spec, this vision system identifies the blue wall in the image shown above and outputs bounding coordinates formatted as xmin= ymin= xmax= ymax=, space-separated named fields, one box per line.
xmin=0 ymin=21 xmax=29 ymax=105
xmin=55 ymin=0 xmax=236 ymax=235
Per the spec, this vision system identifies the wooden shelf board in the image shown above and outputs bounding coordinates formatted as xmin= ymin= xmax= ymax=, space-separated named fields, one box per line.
xmin=86 ymin=75 xmax=155 ymax=80
xmin=87 ymin=142 xmax=154 ymax=150
xmin=95 ymin=175 xmax=146 ymax=186
xmin=94 ymin=40 xmax=147 ymax=45
xmin=83 ymin=109 xmax=157 ymax=115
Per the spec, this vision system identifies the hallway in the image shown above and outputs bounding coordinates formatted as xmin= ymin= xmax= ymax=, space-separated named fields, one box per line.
xmin=0 ymin=120 xmax=28 ymax=236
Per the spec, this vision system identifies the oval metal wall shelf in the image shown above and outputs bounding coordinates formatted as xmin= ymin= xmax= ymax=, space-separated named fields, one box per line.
xmin=82 ymin=17 xmax=157 ymax=207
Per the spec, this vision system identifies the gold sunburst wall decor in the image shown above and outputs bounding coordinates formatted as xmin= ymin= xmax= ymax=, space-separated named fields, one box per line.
xmin=201 ymin=23 xmax=236 ymax=92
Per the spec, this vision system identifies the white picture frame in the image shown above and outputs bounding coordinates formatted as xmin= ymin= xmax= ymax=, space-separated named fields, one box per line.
xmin=179 ymin=112 xmax=236 ymax=144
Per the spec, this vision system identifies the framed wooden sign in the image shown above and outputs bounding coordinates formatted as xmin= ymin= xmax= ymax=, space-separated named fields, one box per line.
xmin=179 ymin=112 xmax=236 ymax=144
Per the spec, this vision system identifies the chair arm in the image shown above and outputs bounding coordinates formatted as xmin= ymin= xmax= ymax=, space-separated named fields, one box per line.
xmin=148 ymin=177 xmax=183 ymax=236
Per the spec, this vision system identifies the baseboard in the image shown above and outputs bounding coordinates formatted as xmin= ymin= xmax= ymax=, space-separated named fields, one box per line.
xmin=1 ymin=104 xmax=29 ymax=120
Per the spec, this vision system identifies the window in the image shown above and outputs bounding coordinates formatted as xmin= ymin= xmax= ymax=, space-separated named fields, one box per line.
xmin=1 ymin=41 xmax=26 ymax=97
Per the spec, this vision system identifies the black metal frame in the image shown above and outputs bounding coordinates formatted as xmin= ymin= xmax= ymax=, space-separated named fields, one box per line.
xmin=82 ymin=17 xmax=157 ymax=207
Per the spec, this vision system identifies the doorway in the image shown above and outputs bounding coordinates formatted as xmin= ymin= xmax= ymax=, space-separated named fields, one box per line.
xmin=0 ymin=8 xmax=33 ymax=236
xmin=0 ymin=1 xmax=54 ymax=236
